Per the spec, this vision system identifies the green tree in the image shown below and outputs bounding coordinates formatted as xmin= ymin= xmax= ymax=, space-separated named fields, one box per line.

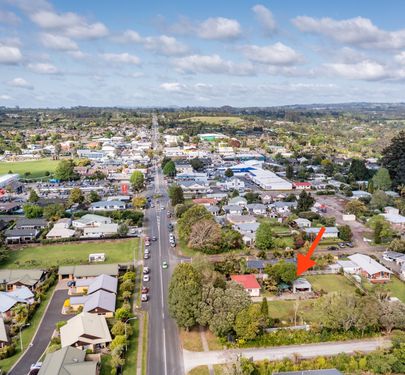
xmin=382 ymin=130 xmax=405 ymax=188
xmin=168 ymin=263 xmax=202 ymax=329
xmin=163 ymin=160 xmax=176 ymax=177
xmin=286 ymin=164 xmax=294 ymax=179
xmin=296 ymin=190 xmax=315 ymax=212
xmin=54 ymin=159 xmax=77 ymax=181
xmin=234 ymin=304 xmax=264 ymax=341
xmin=339 ymin=225 xmax=353 ymax=242
xmin=28 ymin=189 xmax=39 ymax=203
xmin=372 ymin=168 xmax=392 ymax=191
xmin=349 ymin=159 xmax=370 ymax=180
xmin=0 ymin=244 xmax=9 ymax=265
xmin=132 ymin=196 xmax=146 ymax=209
xmin=117 ymin=223 xmax=128 ymax=237
xmin=177 ymin=205 xmax=213 ymax=243
xmin=111 ymin=321 xmax=132 ymax=337
xmin=260 ymin=297 xmax=269 ymax=325
xmin=43 ymin=204 xmax=65 ymax=221
xmin=388 ymin=238 xmax=405 ymax=253
xmin=190 ymin=158 xmax=204 ymax=171
xmin=114 ymin=306 xmax=132 ymax=321
xmin=68 ymin=187 xmax=84 ymax=205
xmin=255 ymin=221 xmax=275 ymax=251
xmin=88 ymin=190 xmax=100 ymax=203
xmin=345 ymin=199 xmax=367 ymax=217
xmin=130 ymin=171 xmax=144 ymax=192
xmin=267 ymin=261 xmax=296 ymax=285
xmin=225 ymin=168 xmax=234 ymax=178
xmin=168 ymin=184 xmax=185 ymax=206
xmin=370 ymin=190 xmax=392 ymax=210
xmin=23 ymin=204 xmax=43 ymax=218
xmin=368 ymin=215 xmax=394 ymax=243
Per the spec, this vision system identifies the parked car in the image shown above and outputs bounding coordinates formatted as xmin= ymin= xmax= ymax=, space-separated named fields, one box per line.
xmin=144 ymin=248 xmax=150 ymax=254
xmin=170 ymin=241 xmax=176 ymax=248
xmin=67 ymin=281 xmax=75 ymax=287
xmin=143 ymin=267 xmax=150 ymax=274
xmin=152 ymin=236 xmax=157 ymax=241
xmin=327 ymin=246 xmax=338 ymax=251
xmin=144 ymin=253 xmax=150 ymax=259
xmin=141 ymin=294 xmax=149 ymax=302
xmin=345 ymin=242 xmax=354 ymax=248
xmin=162 ymin=261 xmax=168 ymax=269
xmin=338 ymin=243 xmax=346 ymax=248
xmin=143 ymin=274 xmax=150 ymax=282
xmin=141 ymin=287 xmax=149 ymax=294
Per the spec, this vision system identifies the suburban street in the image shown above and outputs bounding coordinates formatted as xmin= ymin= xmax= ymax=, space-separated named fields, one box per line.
xmin=145 ymin=115 xmax=184 ymax=375
xmin=8 ymin=288 xmax=71 ymax=375
xmin=183 ymin=338 xmax=392 ymax=373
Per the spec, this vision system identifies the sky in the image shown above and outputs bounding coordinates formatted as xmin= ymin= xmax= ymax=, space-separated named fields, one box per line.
xmin=1 ymin=0 xmax=405 ymax=108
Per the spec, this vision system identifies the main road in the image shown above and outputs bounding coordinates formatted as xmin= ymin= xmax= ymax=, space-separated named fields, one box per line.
xmin=145 ymin=115 xmax=184 ymax=375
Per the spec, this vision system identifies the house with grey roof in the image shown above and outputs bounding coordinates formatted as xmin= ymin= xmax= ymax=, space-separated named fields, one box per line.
xmin=348 ymin=253 xmax=392 ymax=283
xmin=0 ymin=286 xmax=34 ymax=318
xmin=61 ymin=312 xmax=112 ymax=350
xmin=82 ymin=223 xmax=118 ymax=238
xmin=69 ymin=274 xmax=118 ymax=295
xmin=304 ymin=226 xmax=339 ymax=238
xmin=38 ymin=346 xmax=98 ymax=375
xmin=4 ymin=228 xmax=39 ymax=244
xmin=0 ymin=317 xmax=9 ymax=348
xmin=223 ymin=204 xmax=243 ymax=215
xmin=292 ymin=278 xmax=312 ymax=293
xmin=72 ymin=214 xmax=112 ymax=228
xmin=69 ymin=290 xmax=116 ymax=317
xmin=58 ymin=264 xmax=120 ymax=280
xmin=0 ymin=269 xmax=46 ymax=291
xmin=90 ymin=200 xmax=126 ymax=211
xmin=246 ymin=203 xmax=267 ymax=215
xmin=15 ymin=218 xmax=48 ymax=230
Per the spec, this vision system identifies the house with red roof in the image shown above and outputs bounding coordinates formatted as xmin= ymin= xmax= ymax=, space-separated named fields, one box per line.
xmin=230 ymin=274 xmax=261 ymax=297
xmin=293 ymin=182 xmax=312 ymax=190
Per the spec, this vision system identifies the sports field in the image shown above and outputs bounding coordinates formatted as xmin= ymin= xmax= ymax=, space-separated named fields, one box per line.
xmin=0 ymin=158 xmax=59 ymax=178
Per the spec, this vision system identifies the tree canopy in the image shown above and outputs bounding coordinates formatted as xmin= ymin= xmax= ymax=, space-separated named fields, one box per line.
xmin=382 ymin=130 xmax=405 ymax=188
xmin=130 ymin=171 xmax=144 ymax=192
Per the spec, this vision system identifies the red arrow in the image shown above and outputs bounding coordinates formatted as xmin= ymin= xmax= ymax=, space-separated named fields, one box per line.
xmin=296 ymin=226 xmax=325 ymax=276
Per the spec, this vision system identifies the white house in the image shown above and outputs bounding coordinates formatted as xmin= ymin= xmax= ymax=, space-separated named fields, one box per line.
xmin=304 ymin=227 xmax=339 ymax=238
xmin=223 ymin=205 xmax=243 ymax=215
xmin=228 ymin=196 xmax=247 ymax=207
xmin=294 ymin=218 xmax=311 ymax=228
xmin=230 ymin=275 xmax=261 ymax=297
xmin=90 ymin=200 xmax=126 ymax=211
xmin=224 ymin=178 xmax=245 ymax=192
xmin=72 ymin=214 xmax=112 ymax=228
xmin=246 ymin=203 xmax=267 ymax=215
xmin=348 ymin=253 xmax=392 ymax=283
xmin=82 ymin=224 xmax=119 ymax=238
xmin=337 ymin=260 xmax=361 ymax=274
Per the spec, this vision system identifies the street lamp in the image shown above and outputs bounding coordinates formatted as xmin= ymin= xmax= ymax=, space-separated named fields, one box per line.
xmin=19 ymin=323 xmax=31 ymax=352
xmin=124 ymin=317 xmax=137 ymax=351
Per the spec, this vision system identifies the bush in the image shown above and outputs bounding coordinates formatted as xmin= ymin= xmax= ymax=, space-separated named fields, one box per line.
xmin=0 ymin=343 xmax=16 ymax=360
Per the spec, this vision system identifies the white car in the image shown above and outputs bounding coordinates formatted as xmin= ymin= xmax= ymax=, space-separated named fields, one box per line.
xmin=143 ymin=267 xmax=150 ymax=274
xmin=143 ymin=274 xmax=150 ymax=282
xmin=144 ymin=248 xmax=150 ymax=254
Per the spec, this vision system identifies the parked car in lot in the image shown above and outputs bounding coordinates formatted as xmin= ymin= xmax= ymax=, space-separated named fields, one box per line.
xmin=338 ymin=243 xmax=346 ymax=248
xmin=345 ymin=242 xmax=354 ymax=248
xmin=327 ymin=246 xmax=338 ymax=251
xmin=143 ymin=274 xmax=150 ymax=282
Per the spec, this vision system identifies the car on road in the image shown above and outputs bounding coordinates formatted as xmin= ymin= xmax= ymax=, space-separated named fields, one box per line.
xmin=143 ymin=267 xmax=150 ymax=274
xmin=162 ymin=261 xmax=168 ymax=269
xmin=167 ymin=211 xmax=171 ymax=218
xmin=161 ymin=206 xmax=165 ymax=210
xmin=141 ymin=294 xmax=149 ymax=302
xmin=345 ymin=242 xmax=354 ymax=248
xmin=141 ymin=287 xmax=149 ymax=294
xmin=144 ymin=248 xmax=150 ymax=254
xmin=143 ymin=274 xmax=150 ymax=282
xmin=144 ymin=253 xmax=150 ymax=259
xmin=168 ymin=224 xmax=173 ymax=231
xmin=338 ymin=243 xmax=346 ymax=248
xmin=327 ymin=246 xmax=338 ymax=251
xmin=152 ymin=236 xmax=157 ymax=241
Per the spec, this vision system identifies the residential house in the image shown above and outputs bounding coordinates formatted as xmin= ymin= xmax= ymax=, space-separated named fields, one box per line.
xmin=226 ymin=214 xmax=256 ymax=225
xmin=90 ymin=200 xmax=126 ymax=211
xmin=15 ymin=218 xmax=48 ymax=230
xmin=228 ymin=196 xmax=247 ymax=207
xmin=82 ymin=224 xmax=118 ymax=238
xmin=0 ymin=286 xmax=35 ymax=318
xmin=69 ymin=290 xmax=116 ymax=317
xmin=293 ymin=218 xmax=311 ymax=228
xmin=269 ymin=201 xmax=297 ymax=215
xmin=0 ymin=269 xmax=46 ymax=291
xmin=382 ymin=207 xmax=405 ymax=230
xmin=0 ymin=317 xmax=9 ymax=348
xmin=192 ymin=198 xmax=218 ymax=207
xmin=0 ymin=202 xmax=21 ymax=214
xmin=38 ymin=346 xmax=98 ymax=375
xmin=178 ymin=181 xmax=210 ymax=196
xmin=72 ymin=214 xmax=112 ymax=228
xmin=260 ymin=193 xmax=273 ymax=205
xmin=4 ymin=228 xmax=39 ymax=244
xmin=69 ymin=274 xmax=118 ymax=295
xmin=305 ymin=227 xmax=339 ymax=239
xmin=58 ymin=264 xmax=120 ymax=280
xmin=47 ymin=218 xmax=75 ymax=239
xmin=223 ymin=204 xmax=243 ymax=215
xmin=351 ymin=191 xmax=372 ymax=200
xmin=348 ymin=253 xmax=392 ymax=283
xmin=246 ymin=203 xmax=267 ymax=215
xmin=292 ymin=278 xmax=312 ymax=293
xmin=230 ymin=274 xmax=261 ymax=297
xmin=337 ymin=260 xmax=361 ymax=274
xmin=383 ymin=251 xmax=405 ymax=266
xmin=207 ymin=206 xmax=220 ymax=216
xmin=224 ymin=178 xmax=245 ymax=193
xmin=60 ymin=312 xmax=112 ymax=350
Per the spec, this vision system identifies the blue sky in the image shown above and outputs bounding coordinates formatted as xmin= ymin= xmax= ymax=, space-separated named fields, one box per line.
xmin=1 ymin=0 xmax=405 ymax=107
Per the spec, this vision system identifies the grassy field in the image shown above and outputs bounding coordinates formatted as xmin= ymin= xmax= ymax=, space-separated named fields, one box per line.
xmin=0 ymin=284 xmax=56 ymax=373
xmin=3 ymin=239 xmax=138 ymax=269
xmin=180 ymin=327 xmax=204 ymax=351
xmin=122 ymin=319 xmax=140 ymax=375
xmin=0 ymin=158 xmax=59 ymax=179
xmin=362 ymin=276 xmax=405 ymax=303
xmin=267 ymin=299 xmax=314 ymax=323
xmin=181 ymin=116 xmax=244 ymax=125
xmin=188 ymin=366 xmax=210 ymax=375
xmin=306 ymin=274 xmax=357 ymax=294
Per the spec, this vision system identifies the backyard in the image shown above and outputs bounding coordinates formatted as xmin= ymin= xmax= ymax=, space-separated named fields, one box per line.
xmin=3 ymin=239 xmax=138 ymax=269
xmin=0 ymin=159 xmax=59 ymax=179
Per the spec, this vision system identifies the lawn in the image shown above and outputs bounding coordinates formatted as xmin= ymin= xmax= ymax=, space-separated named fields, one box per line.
xmin=180 ymin=327 xmax=204 ymax=351
xmin=0 ymin=284 xmax=56 ymax=373
xmin=205 ymin=330 xmax=223 ymax=351
xmin=0 ymin=158 xmax=59 ymax=179
xmin=180 ymin=116 xmax=244 ymax=125
xmin=122 ymin=319 xmax=140 ymax=375
xmin=3 ymin=239 xmax=138 ymax=269
xmin=188 ymin=366 xmax=210 ymax=375
xmin=306 ymin=274 xmax=357 ymax=294
xmin=267 ymin=300 xmax=314 ymax=324
xmin=362 ymin=276 xmax=405 ymax=303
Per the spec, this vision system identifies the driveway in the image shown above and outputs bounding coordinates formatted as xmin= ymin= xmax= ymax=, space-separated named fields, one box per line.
xmin=8 ymin=288 xmax=71 ymax=375
xmin=183 ymin=338 xmax=391 ymax=373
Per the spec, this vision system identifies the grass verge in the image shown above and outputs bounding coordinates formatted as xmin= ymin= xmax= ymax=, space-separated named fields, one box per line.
xmin=141 ymin=312 xmax=148 ymax=375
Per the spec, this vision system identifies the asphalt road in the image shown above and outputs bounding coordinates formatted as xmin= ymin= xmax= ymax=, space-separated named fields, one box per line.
xmin=145 ymin=116 xmax=184 ymax=375
xmin=8 ymin=289 xmax=70 ymax=375
xmin=183 ymin=338 xmax=391 ymax=373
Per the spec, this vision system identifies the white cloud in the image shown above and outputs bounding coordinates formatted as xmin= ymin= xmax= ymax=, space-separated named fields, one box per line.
xmin=40 ymin=33 xmax=78 ymax=51
xmin=395 ymin=51 xmax=405 ymax=65
xmin=173 ymin=54 xmax=254 ymax=75
xmin=160 ymin=82 xmax=185 ymax=92
xmin=326 ymin=60 xmax=389 ymax=81
xmin=293 ymin=16 xmax=405 ymax=49
xmin=30 ymin=10 xmax=108 ymax=39
xmin=67 ymin=50 xmax=88 ymax=60
xmin=101 ymin=53 xmax=141 ymax=65
xmin=0 ymin=94 xmax=12 ymax=100
xmin=0 ymin=44 xmax=22 ymax=64
xmin=197 ymin=17 xmax=241 ymax=40
xmin=242 ymin=43 xmax=302 ymax=65
xmin=0 ymin=10 xmax=20 ymax=25
xmin=121 ymin=30 xmax=189 ymax=56
xmin=252 ymin=4 xmax=276 ymax=34
xmin=28 ymin=62 xmax=59 ymax=74
xmin=7 ymin=77 xmax=33 ymax=89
